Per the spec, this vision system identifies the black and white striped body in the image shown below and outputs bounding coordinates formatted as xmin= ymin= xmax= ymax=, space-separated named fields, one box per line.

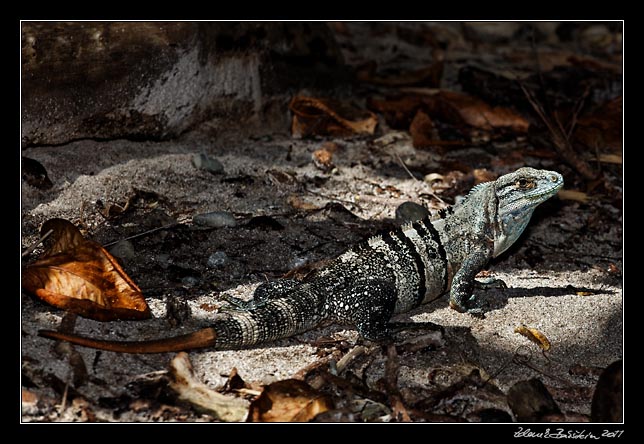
xmin=38 ymin=168 xmax=564 ymax=353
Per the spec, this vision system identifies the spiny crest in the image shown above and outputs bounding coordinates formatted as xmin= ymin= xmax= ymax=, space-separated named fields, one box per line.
xmin=457 ymin=180 xmax=495 ymax=207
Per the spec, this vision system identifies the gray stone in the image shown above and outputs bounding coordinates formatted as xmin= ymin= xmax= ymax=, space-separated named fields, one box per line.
xmin=207 ymin=251 xmax=229 ymax=268
xmin=395 ymin=201 xmax=430 ymax=224
xmin=180 ymin=276 xmax=200 ymax=288
xmin=192 ymin=153 xmax=224 ymax=175
xmin=193 ymin=211 xmax=237 ymax=228
xmin=108 ymin=240 xmax=136 ymax=261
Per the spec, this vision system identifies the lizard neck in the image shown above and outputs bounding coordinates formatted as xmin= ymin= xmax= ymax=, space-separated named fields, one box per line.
xmin=493 ymin=207 xmax=535 ymax=257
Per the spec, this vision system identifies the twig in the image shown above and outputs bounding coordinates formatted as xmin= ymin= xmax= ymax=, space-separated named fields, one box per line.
xmin=21 ymin=228 xmax=53 ymax=258
xmin=303 ymin=186 xmax=365 ymax=212
xmin=59 ymin=379 xmax=70 ymax=415
xmin=520 ymin=83 xmax=598 ymax=180
xmin=384 ymin=344 xmax=412 ymax=422
xmin=336 ymin=345 xmax=367 ymax=374
xmin=392 ymin=150 xmax=420 ymax=182
xmin=522 ymin=37 xmax=597 ymax=180
xmin=102 ymin=222 xmax=179 ymax=247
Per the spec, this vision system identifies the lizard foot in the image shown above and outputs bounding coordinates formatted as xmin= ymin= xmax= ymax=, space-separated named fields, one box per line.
xmin=475 ymin=277 xmax=507 ymax=290
xmin=220 ymin=294 xmax=267 ymax=311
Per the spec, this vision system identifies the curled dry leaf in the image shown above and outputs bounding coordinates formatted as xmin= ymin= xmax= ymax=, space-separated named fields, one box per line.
xmin=514 ymin=325 xmax=551 ymax=351
xmin=574 ymin=96 xmax=622 ymax=152
xmin=557 ymin=189 xmax=590 ymax=203
xmin=247 ymin=379 xmax=332 ymax=422
xmin=22 ymin=218 xmax=151 ymax=321
xmin=312 ymin=141 xmax=339 ymax=172
xmin=289 ymin=96 xmax=378 ymax=138
xmin=433 ymin=90 xmax=529 ymax=133
xmin=287 ymin=194 xmax=320 ymax=211
xmin=369 ymin=91 xmax=529 ymax=134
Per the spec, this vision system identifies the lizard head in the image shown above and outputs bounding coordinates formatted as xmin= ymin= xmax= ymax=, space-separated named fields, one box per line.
xmin=492 ymin=167 xmax=563 ymax=257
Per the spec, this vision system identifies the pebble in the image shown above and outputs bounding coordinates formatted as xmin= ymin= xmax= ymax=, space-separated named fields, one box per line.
xmin=108 ymin=240 xmax=136 ymax=260
xmin=207 ymin=251 xmax=229 ymax=268
xmin=395 ymin=201 xmax=430 ymax=224
xmin=191 ymin=153 xmax=224 ymax=175
xmin=193 ymin=211 xmax=237 ymax=228
xmin=181 ymin=276 xmax=200 ymax=288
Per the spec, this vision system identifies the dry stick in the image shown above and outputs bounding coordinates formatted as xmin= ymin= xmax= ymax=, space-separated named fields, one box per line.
xmin=392 ymin=149 xmax=420 ymax=182
xmin=303 ymin=186 xmax=365 ymax=211
xmin=101 ymin=222 xmax=179 ymax=248
xmin=520 ymin=84 xmax=598 ymax=180
xmin=391 ymin=149 xmax=447 ymax=206
xmin=335 ymin=345 xmax=367 ymax=374
xmin=384 ymin=344 xmax=412 ymax=422
xmin=59 ymin=379 xmax=70 ymax=415
xmin=523 ymin=35 xmax=597 ymax=180
xmin=21 ymin=228 xmax=54 ymax=257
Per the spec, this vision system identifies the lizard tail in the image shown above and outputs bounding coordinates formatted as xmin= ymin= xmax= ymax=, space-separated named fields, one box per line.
xmin=38 ymin=327 xmax=218 ymax=353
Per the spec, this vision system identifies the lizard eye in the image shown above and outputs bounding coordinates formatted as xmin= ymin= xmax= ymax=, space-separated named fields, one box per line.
xmin=516 ymin=178 xmax=535 ymax=189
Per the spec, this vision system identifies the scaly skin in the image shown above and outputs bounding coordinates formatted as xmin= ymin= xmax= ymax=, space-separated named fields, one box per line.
xmin=39 ymin=167 xmax=563 ymax=353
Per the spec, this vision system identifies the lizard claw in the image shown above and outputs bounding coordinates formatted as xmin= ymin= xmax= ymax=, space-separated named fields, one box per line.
xmin=449 ymin=299 xmax=486 ymax=318
xmin=465 ymin=307 xmax=486 ymax=318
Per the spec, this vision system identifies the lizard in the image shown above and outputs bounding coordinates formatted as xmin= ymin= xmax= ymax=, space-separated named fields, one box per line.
xmin=38 ymin=167 xmax=564 ymax=353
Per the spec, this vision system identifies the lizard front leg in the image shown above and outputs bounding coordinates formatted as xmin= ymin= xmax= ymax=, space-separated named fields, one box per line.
xmin=329 ymin=278 xmax=398 ymax=343
xmin=449 ymin=249 xmax=492 ymax=315
xmin=222 ymin=279 xmax=300 ymax=311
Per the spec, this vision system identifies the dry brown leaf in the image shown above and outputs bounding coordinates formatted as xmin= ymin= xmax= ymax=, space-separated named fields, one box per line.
xmin=435 ymin=91 xmax=529 ymax=132
xmin=287 ymin=194 xmax=320 ymax=211
xmin=289 ymin=96 xmax=378 ymax=138
xmin=368 ymin=91 xmax=529 ymax=134
xmin=247 ymin=379 xmax=332 ymax=422
xmin=312 ymin=142 xmax=339 ymax=171
xmin=22 ymin=218 xmax=151 ymax=321
xmin=574 ymin=96 xmax=622 ymax=152
xmin=367 ymin=95 xmax=425 ymax=128
xmin=515 ymin=325 xmax=551 ymax=351
xmin=472 ymin=168 xmax=497 ymax=185
xmin=596 ymin=153 xmax=622 ymax=164
xmin=557 ymin=189 xmax=590 ymax=203
xmin=409 ymin=109 xmax=439 ymax=149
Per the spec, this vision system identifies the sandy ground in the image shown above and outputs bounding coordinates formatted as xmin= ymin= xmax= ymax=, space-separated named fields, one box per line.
xmin=20 ymin=128 xmax=622 ymax=422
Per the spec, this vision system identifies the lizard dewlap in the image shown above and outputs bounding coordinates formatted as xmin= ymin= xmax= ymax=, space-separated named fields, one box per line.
xmin=39 ymin=167 xmax=563 ymax=353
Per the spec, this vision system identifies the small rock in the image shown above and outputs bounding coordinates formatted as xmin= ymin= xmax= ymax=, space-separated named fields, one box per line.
xmin=395 ymin=201 xmax=430 ymax=224
xmin=22 ymin=157 xmax=53 ymax=189
xmin=156 ymin=253 xmax=171 ymax=268
xmin=207 ymin=251 xmax=229 ymax=268
xmin=181 ymin=276 xmax=200 ymax=288
xmin=108 ymin=240 xmax=136 ymax=261
xmin=591 ymin=360 xmax=622 ymax=422
xmin=507 ymin=378 xmax=561 ymax=422
xmin=193 ymin=211 xmax=237 ymax=228
xmin=191 ymin=153 xmax=225 ymax=175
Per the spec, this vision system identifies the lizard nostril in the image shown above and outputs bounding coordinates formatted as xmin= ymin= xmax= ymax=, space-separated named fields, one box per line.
xmin=551 ymin=175 xmax=558 ymax=182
